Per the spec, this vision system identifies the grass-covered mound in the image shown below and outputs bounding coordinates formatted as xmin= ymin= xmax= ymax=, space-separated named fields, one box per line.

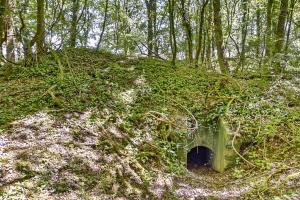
xmin=0 ymin=48 xmax=263 ymax=128
xmin=0 ymin=48 xmax=299 ymax=199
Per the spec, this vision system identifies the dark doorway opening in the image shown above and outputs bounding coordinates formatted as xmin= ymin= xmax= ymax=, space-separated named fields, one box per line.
xmin=187 ymin=146 xmax=213 ymax=170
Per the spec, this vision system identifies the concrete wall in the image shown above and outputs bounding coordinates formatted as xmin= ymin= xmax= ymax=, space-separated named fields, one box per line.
xmin=178 ymin=118 xmax=236 ymax=173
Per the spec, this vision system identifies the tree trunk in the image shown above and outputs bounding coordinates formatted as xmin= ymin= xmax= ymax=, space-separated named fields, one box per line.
xmin=265 ymin=0 xmax=274 ymax=57
xmin=180 ymin=0 xmax=193 ymax=63
xmin=206 ymin=28 xmax=211 ymax=68
xmin=205 ymin=0 xmax=213 ymax=69
xmin=153 ymin=0 xmax=158 ymax=55
xmin=168 ymin=0 xmax=177 ymax=65
xmin=36 ymin=0 xmax=45 ymax=56
xmin=70 ymin=0 xmax=79 ymax=48
xmin=0 ymin=0 xmax=7 ymax=54
xmin=213 ymin=0 xmax=229 ymax=73
xmin=6 ymin=17 xmax=15 ymax=61
xmin=145 ymin=0 xmax=155 ymax=56
xmin=97 ymin=0 xmax=109 ymax=50
xmin=239 ymin=0 xmax=248 ymax=70
xmin=6 ymin=0 xmax=15 ymax=61
xmin=284 ymin=0 xmax=296 ymax=54
xmin=274 ymin=0 xmax=289 ymax=72
xmin=201 ymin=25 xmax=207 ymax=64
xmin=256 ymin=6 xmax=261 ymax=57
xmin=114 ymin=0 xmax=120 ymax=51
xmin=16 ymin=1 xmax=32 ymax=62
xmin=274 ymin=0 xmax=289 ymax=54
xmin=195 ymin=0 xmax=209 ymax=65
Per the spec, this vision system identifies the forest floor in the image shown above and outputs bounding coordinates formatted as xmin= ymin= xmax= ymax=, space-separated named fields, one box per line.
xmin=0 ymin=49 xmax=299 ymax=199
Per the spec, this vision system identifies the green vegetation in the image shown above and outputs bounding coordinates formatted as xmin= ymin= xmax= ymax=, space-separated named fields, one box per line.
xmin=0 ymin=0 xmax=300 ymax=198
xmin=0 ymin=49 xmax=299 ymax=198
xmin=0 ymin=48 xmax=241 ymax=128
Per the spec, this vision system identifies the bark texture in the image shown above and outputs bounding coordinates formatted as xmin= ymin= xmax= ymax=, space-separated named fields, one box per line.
xmin=213 ymin=0 xmax=229 ymax=73
xmin=36 ymin=0 xmax=45 ymax=55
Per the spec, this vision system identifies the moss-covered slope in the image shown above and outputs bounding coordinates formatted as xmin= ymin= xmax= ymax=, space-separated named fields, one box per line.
xmin=0 ymin=49 xmax=299 ymax=199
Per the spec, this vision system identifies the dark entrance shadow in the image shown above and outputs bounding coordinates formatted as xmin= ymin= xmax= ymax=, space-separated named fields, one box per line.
xmin=187 ymin=146 xmax=214 ymax=170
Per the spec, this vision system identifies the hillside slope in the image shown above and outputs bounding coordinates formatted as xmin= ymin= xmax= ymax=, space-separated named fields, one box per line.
xmin=0 ymin=49 xmax=299 ymax=199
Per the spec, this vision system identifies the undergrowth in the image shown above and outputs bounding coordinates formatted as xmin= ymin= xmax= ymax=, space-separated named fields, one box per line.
xmin=0 ymin=48 xmax=299 ymax=198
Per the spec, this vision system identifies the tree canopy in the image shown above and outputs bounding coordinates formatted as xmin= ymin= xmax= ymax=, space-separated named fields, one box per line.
xmin=0 ymin=0 xmax=299 ymax=73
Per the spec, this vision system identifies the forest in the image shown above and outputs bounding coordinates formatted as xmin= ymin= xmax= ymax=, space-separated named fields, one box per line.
xmin=0 ymin=0 xmax=299 ymax=199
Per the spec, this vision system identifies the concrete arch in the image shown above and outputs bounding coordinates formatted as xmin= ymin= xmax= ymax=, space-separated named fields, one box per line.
xmin=178 ymin=118 xmax=234 ymax=173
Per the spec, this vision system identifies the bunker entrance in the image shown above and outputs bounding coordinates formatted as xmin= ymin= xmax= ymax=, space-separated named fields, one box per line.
xmin=187 ymin=146 xmax=213 ymax=170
